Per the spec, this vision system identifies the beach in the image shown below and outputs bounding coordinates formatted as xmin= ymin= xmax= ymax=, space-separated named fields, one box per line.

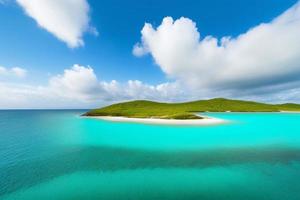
xmin=90 ymin=116 xmax=228 ymax=126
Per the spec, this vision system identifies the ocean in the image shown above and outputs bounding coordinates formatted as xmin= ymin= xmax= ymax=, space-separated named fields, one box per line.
xmin=1 ymin=110 xmax=300 ymax=200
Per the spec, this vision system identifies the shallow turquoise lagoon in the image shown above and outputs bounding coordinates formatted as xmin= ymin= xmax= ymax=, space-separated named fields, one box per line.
xmin=1 ymin=110 xmax=300 ymax=199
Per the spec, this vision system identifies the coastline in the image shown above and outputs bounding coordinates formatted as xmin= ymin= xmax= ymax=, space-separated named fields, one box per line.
xmin=88 ymin=116 xmax=228 ymax=126
xmin=280 ymin=110 xmax=300 ymax=113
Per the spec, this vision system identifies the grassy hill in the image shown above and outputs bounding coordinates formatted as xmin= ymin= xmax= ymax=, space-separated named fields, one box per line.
xmin=84 ymin=98 xmax=300 ymax=119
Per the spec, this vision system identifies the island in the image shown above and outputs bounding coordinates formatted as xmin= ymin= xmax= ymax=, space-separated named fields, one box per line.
xmin=83 ymin=98 xmax=300 ymax=125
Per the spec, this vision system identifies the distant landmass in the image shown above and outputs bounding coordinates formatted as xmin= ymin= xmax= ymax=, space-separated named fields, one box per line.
xmin=84 ymin=98 xmax=300 ymax=119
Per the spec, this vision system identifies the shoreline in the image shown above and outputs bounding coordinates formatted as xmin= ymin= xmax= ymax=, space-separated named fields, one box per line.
xmin=88 ymin=116 xmax=228 ymax=126
xmin=279 ymin=110 xmax=300 ymax=113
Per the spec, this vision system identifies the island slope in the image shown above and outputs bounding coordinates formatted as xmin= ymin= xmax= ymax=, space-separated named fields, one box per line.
xmin=83 ymin=98 xmax=300 ymax=119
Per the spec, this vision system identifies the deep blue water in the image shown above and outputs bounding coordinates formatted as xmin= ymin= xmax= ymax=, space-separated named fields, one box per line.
xmin=1 ymin=110 xmax=300 ymax=200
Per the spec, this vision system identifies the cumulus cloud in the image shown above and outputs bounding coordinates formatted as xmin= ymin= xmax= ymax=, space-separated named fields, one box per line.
xmin=132 ymin=43 xmax=148 ymax=57
xmin=47 ymin=64 xmax=184 ymax=103
xmin=11 ymin=67 xmax=27 ymax=77
xmin=0 ymin=66 xmax=27 ymax=78
xmin=49 ymin=65 xmax=101 ymax=100
xmin=1 ymin=64 xmax=300 ymax=109
xmin=0 ymin=65 xmax=184 ymax=109
xmin=134 ymin=2 xmax=300 ymax=97
xmin=17 ymin=0 xmax=97 ymax=48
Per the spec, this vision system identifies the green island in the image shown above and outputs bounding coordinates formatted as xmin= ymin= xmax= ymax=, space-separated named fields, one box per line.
xmin=84 ymin=98 xmax=300 ymax=119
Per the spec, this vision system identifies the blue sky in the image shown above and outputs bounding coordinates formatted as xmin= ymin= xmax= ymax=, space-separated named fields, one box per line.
xmin=0 ymin=0 xmax=300 ymax=108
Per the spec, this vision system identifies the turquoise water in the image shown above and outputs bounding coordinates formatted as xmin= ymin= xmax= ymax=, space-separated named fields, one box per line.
xmin=1 ymin=110 xmax=300 ymax=200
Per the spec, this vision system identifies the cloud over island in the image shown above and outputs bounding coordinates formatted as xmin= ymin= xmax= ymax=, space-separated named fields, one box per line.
xmin=133 ymin=1 xmax=300 ymax=99
xmin=0 ymin=65 xmax=183 ymax=108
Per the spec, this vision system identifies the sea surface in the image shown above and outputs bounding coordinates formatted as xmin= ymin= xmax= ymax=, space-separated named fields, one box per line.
xmin=1 ymin=110 xmax=300 ymax=200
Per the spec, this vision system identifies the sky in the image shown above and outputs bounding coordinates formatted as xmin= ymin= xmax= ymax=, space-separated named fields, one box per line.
xmin=0 ymin=0 xmax=300 ymax=108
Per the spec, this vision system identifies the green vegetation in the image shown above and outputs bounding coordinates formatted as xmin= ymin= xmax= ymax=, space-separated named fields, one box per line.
xmin=84 ymin=98 xmax=300 ymax=119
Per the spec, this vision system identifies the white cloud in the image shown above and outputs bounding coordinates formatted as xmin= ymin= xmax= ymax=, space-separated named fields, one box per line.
xmin=0 ymin=66 xmax=27 ymax=78
xmin=49 ymin=65 xmax=100 ymax=100
xmin=134 ymin=2 xmax=300 ymax=97
xmin=132 ymin=43 xmax=148 ymax=57
xmin=0 ymin=66 xmax=6 ymax=75
xmin=16 ymin=0 xmax=97 ymax=48
xmin=11 ymin=67 xmax=27 ymax=77
xmin=1 ymin=64 xmax=300 ymax=109
xmin=46 ymin=65 xmax=183 ymax=103
xmin=0 ymin=65 xmax=184 ymax=108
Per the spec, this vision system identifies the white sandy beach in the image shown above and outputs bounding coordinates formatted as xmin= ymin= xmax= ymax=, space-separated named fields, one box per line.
xmin=280 ymin=111 xmax=300 ymax=113
xmin=91 ymin=116 xmax=228 ymax=126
